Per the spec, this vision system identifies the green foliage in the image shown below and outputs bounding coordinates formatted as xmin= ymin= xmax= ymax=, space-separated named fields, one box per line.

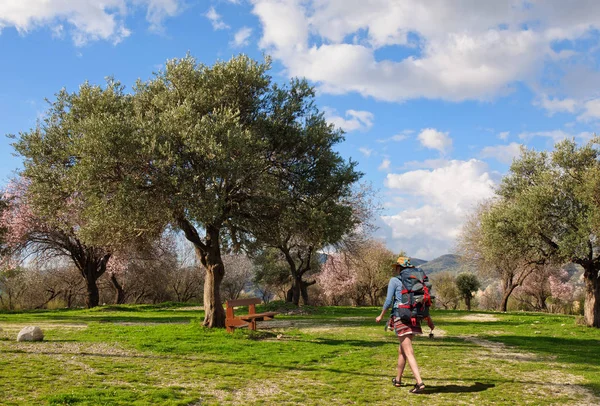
xmin=12 ymin=54 xmax=362 ymax=323
xmin=456 ymin=273 xmax=480 ymax=296
xmin=13 ymin=54 xmax=360 ymax=253
xmin=252 ymin=249 xmax=291 ymax=287
xmin=430 ymin=271 xmax=460 ymax=310
xmin=472 ymin=138 xmax=600 ymax=324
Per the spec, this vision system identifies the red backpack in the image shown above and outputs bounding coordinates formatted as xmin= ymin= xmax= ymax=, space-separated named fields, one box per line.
xmin=393 ymin=267 xmax=433 ymax=326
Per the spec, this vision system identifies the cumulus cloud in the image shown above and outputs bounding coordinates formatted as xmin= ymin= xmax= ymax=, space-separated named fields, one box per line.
xmin=205 ymin=6 xmax=229 ymax=30
xmin=0 ymin=0 xmax=180 ymax=45
xmin=231 ymin=26 xmax=252 ymax=47
xmin=480 ymin=142 xmax=522 ymax=165
xmin=537 ymin=95 xmax=578 ymax=115
xmin=417 ymin=128 xmax=452 ymax=154
xmin=577 ymin=98 xmax=600 ymax=122
xmin=251 ymin=0 xmax=600 ymax=102
xmin=380 ymin=159 xmax=498 ymax=258
xmin=323 ymin=108 xmax=374 ymax=132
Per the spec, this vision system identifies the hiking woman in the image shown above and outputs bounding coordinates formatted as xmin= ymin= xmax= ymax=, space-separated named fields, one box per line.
xmin=376 ymin=256 xmax=429 ymax=394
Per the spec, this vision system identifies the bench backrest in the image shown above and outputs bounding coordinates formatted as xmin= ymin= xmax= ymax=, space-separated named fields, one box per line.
xmin=226 ymin=298 xmax=262 ymax=308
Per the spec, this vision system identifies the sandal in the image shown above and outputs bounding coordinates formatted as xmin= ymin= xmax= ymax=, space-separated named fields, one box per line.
xmin=409 ymin=382 xmax=425 ymax=394
xmin=392 ymin=378 xmax=402 ymax=387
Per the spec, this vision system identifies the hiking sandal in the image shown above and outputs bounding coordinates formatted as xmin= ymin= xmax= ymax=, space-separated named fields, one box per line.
xmin=409 ymin=382 xmax=425 ymax=394
xmin=392 ymin=378 xmax=402 ymax=387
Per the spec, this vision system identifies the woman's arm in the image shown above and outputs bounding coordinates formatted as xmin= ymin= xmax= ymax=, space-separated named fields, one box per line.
xmin=376 ymin=278 xmax=399 ymax=322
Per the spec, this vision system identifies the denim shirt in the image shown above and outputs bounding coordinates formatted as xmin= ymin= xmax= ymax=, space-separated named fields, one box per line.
xmin=382 ymin=276 xmax=403 ymax=311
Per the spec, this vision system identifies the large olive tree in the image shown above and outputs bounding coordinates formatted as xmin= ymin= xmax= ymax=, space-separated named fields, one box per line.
xmin=14 ymin=55 xmax=358 ymax=327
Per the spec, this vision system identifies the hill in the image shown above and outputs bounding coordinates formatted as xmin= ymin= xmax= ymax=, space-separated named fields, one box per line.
xmin=410 ymin=257 xmax=428 ymax=267
xmin=419 ymin=254 xmax=463 ymax=276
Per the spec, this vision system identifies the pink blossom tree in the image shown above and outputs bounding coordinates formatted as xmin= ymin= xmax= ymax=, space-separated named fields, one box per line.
xmin=317 ymin=253 xmax=357 ymax=305
xmin=1 ymin=178 xmax=111 ymax=308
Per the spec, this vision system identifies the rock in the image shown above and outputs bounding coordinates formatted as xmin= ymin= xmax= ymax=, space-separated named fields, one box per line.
xmin=17 ymin=326 xmax=44 ymax=342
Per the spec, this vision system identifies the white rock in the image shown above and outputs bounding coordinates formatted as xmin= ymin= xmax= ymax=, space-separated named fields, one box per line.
xmin=17 ymin=326 xmax=44 ymax=342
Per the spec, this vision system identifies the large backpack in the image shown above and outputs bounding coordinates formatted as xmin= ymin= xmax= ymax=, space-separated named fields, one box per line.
xmin=393 ymin=267 xmax=433 ymax=325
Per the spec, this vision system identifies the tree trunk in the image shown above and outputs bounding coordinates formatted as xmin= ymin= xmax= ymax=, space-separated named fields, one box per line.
xmin=300 ymin=281 xmax=310 ymax=305
xmin=200 ymin=226 xmax=226 ymax=328
xmin=583 ymin=266 xmax=600 ymax=328
xmin=289 ymin=279 xmax=301 ymax=306
xmin=500 ymin=276 xmax=517 ymax=312
xmin=84 ymin=272 xmax=100 ymax=308
xmin=110 ymin=273 xmax=126 ymax=304
xmin=177 ymin=217 xmax=226 ymax=328
xmin=465 ymin=294 xmax=472 ymax=311
xmin=202 ymin=263 xmax=225 ymax=327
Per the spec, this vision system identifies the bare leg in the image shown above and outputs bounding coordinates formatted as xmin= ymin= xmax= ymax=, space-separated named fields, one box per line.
xmin=399 ymin=335 xmax=422 ymax=384
xmin=397 ymin=345 xmax=406 ymax=382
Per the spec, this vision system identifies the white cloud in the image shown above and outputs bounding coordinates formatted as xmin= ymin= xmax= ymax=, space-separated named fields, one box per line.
xmin=139 ymin=0 xmax=180 ymax=33
xmin=205 ymin=6 xmax=229 ymax=30
xmin=417 ymin=128 xmax=452 ymax=154
xmin=359 ymin=147 xmax=373 ymax=158
xmin=380 ymin=159 xmax=497 ymax=258
xmin=378 ymin=158 xmax=391 ymax=171
xmin=323 ymin=108 xmax=374 ymax=132
xmin=251 ymin=0 xmax=600 ymax=102
xmin=231 ymin=26 xmax=252 ymax=47
xmin=0 ymin=0 xmax=180 ymax=45
xmin=402 ymin=158 xmax=451 ymax=170
xmin=480 ymin=142 xmax=522 ymax=165
xmin=377 ymin=130 xmax=412 ymax=143
xmin=577 ymin=98 xmax=600 ymax=122
xmin=498 ymin=131 xmax=510 ymax=141
xmin=537 ymin=95 xmax=578 ymax=115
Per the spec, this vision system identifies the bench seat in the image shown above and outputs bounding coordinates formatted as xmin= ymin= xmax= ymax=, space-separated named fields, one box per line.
xmin=225 ymin=298 xmax=278 ymax=333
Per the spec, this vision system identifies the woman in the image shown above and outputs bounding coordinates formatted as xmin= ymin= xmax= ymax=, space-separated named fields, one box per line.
xmin=376 ymin=256 xmax=429 ymax=394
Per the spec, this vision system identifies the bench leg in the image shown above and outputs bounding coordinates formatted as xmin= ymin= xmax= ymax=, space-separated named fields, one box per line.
xmin=250 ymin=320 xmax=256 ymax=330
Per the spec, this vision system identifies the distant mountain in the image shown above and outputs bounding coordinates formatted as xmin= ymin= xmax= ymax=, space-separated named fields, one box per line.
xmin=418 ymin=254 xmax=464 ymax=276
xmin=410 ymin=258 xmax=428 ymax=267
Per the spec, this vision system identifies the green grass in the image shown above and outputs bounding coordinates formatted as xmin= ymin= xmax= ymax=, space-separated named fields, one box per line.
xmin=1 ymin=305 xmax=599 ymax=405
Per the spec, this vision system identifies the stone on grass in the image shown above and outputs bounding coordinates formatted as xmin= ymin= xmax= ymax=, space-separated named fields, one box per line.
xmin=17 ymin=326 xmax=44 ymax=342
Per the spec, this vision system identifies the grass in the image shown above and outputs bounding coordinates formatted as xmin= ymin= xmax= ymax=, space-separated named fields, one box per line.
xmin=0 ymin=305 xmax=599 ymax=405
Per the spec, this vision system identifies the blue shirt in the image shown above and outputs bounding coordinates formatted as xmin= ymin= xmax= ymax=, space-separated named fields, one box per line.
xmin=382 ymin=276 xmax=403 ymax=311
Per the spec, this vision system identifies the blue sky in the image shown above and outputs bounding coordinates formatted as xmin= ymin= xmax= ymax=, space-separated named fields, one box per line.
xmin=1 ymin=0 xmax=600 ymax=259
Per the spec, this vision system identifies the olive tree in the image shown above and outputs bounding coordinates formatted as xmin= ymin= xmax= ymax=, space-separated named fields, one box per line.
xmin=457 ymin=202 xmax=536 ymax=312
xmin=455 ymin=272 xmax=480 ymax=311
xmin=13 ymin=55 xmax=357 ymax=327
xmin=474 ymin=139 xmax=600 ymax=327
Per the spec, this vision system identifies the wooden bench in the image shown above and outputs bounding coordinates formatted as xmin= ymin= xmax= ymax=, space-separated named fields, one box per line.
xmin=225 ymin=298 xmax=278 ymax=333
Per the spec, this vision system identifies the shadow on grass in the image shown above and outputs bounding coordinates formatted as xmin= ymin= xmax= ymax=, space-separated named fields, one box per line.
xmin=421 ymin=382 xmax=495 ymax=394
